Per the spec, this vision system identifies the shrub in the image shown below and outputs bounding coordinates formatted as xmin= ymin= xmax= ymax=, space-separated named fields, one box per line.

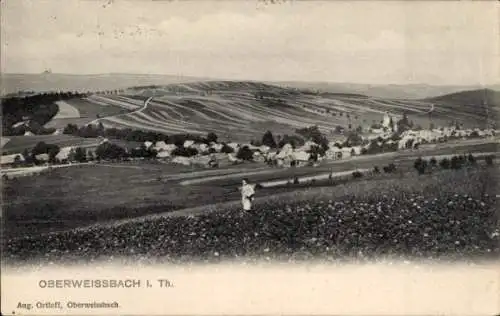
xmin=414 ymin=157 xmax=428 ymax=175
xmin=206 ymin=132 xmax=218 ymax=144
xmin=220 ymin=144 xmax=235 ymax=154
xmin=429 ymin=157 xmax=437 ymax=167
xmin=352 ymin=171 xmax=363 ymax=179
xmin=261 ymin=131 xmax=277 ymax=148
xmin=373 ymin=166 xmax=380 ymax=174
xmin=293 ymin=176 xmax=300 ymax=185
xmin=172 ymin=147 xmax=198 ymax=157
xmin=485 ymin=155 xmax=494 ymax=166
xmin=236 ymin=146 xmax=254 ymax=161
xmin=450 ymin=156 xmax=462 ymax=170
xmin=467 ymin=153 xmax=476 ymax=165
xmin=383 ymin=163 xmax=397 ymax=173
xmin=440 ymin=158 xmax=450 ymax=169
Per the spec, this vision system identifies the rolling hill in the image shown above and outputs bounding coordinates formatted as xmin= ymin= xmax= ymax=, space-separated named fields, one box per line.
xmin=85 ymin=81 xmax=493 ymax=142
xmin=3 ymin=80 xmax=497 ymax=151
xmin=426 ymin=88 xmax=499 ymax=128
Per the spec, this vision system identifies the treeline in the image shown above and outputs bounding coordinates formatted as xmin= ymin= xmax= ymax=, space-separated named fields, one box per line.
xmin=63 ymin=123 xmax=219 ymax=145
xmin=2 ymin=91 xmax=87 ymax=136
xmin=413 ymin=154 xmax=495 ymax=175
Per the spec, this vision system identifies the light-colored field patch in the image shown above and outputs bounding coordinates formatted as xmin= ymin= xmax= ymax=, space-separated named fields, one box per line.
xmin=1 ymin=137 xmax=11 ymax=149
xmin=52 ymin=100 xmax=81 ymax=119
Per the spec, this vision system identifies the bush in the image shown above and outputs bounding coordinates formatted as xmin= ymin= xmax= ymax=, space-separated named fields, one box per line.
xmin=293 ymin=176 xmax=300 ymax=185
xmin=172 ymin=147 xmax=198 ymax=157
xmin=352 ymin=171 xmax=363 ymax=179
xmin=206 ymin=132 xmax=218 ymax=144
xmin=236 ymin=146 xmax=254 ymax=161
xmin=467 ymin=154 xmax=476 ymax=165
xmin=429 ymin=157 xmax=437 ymax=167
xmin=373 ymin=166 xmax=380 ymax=174
xmin=450 ymin=156 xmax=462 ymax=170
xmin=261 ymin=131 xmax=277 ymax=148
xmin=485 ymin=155 xmax=494 ymax=166
xmin=220 ymin=144 xmax=235 ymax=154
xmin=383 ymin=163 xmax=396 ymax=173
xmin=440 ymin=158 xmax=450 ymax=169
xmin=414 ymin=157 xmax=428 ymax=175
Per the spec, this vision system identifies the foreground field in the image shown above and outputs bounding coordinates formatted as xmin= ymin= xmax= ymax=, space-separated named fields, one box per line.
xmin=4 ymin=167 xmax=499 ymax=265
xmin=3 ymin=142 xmax=498 ymax=239
xmin=1 ymin=134 xmax=101 ymax=154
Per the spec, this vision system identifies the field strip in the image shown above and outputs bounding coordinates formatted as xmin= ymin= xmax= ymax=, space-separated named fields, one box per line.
xmin=51 ymin=100 xmax=81 ymax=119
xmin=179 ymin=169 xmax=290 ymax=185
xmin=421 ymin=152 xmax=497 ymax=161
xmin=260 ymin=168 xmax=372 ymax=187
xmin=1 ymin=137 xmax=11 ymax=148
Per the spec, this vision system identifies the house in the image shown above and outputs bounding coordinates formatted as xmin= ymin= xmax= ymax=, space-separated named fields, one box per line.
xmin=194 ymin=143 xmax=209 ymax=154
xmin=210 ymin=143 xmax=224 ymax=152
xmin=297 ymin=141 xmax=317 ymax=152
xmin=172 ymin=156 xmax=191 ymax=166
xmin=227 ymin=142 xmax=240 ymax=151
xmin=276 ymin=144 xmax=294 ymax=159
xmin=1 ymin=153 xmax=25 ymax=167
xmin=292 ymin=151 xmax=311 ymax=167
xmin=325 ymin=146 xmax=342 ymax=160
xmin=259 ymin=145 xmax=271 ymax=154
xmin=55 ymin=146 xmax=74 ymax=162
xmin=183 ymin=140 xmax=195 ymax=148
xmin=35 ymin=153 xmax=50 ymax=162
xmin=228 ymin=154 xmax=241 ymax=164
xmin=341 ymin=147 xmax=353 ymax=158
xmin=144 ymin=141 xmax=154 ymax=149
xmin=156 ymin=150 xmax=172 ymax=159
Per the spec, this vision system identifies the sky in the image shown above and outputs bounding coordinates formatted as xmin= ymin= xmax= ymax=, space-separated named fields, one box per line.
xmin=1 ymin=0 xmax=498 ymax=85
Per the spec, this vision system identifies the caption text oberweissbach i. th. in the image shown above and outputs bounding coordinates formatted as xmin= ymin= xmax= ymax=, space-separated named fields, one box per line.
xmin=39 ymin=279 xmax=174 ymax=288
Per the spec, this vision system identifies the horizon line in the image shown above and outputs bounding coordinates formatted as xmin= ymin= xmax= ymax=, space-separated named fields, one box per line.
xmin=2 ymin=72 xmax=499 ymax=88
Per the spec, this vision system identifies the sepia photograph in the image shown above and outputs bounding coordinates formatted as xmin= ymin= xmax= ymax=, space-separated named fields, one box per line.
xmin=1 ymin=0 xmax=499 ymax=314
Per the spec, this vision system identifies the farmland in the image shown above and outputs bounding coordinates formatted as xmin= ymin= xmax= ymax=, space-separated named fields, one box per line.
xmin=1 ymin=135 xmax=101 ymax=155
xmin=83 ymin=82 xmax=497 ymax=142
xmin=2 ymin=141 xmax=498 ymax=240
xmin=43 ymin=96 xmax=136 ymax=129
xmin=4 ymin=165 xmax=498 ymax=265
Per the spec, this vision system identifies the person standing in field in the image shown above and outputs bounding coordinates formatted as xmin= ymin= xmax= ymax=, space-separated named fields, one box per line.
xmin=240 ymin=178 xmax=256 ymax=211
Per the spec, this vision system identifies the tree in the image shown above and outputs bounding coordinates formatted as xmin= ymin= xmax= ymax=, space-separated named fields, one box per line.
xmin=450 ymin=156 xmax=462 ymax=170
xmin=47 ymin=145 xmax=60 ymax=163
xmin=344 ymin=131 xmax=363 ymax=147
xmin=429 ymin=157 xmax=437 ymax=168
xmin=171 ymin=147 xmax=198 ymax=157
xmin=95 ymin=142 xmax=127 ymax=160
xmin=261 ymin=131 xmax=277 ymax=148
xmin=74 ymin=147 xmax=87 ymax=163
xmin=485 ymin=155 xmax=494 ymax=166
xmin=220 ymin=144 xmax=235 ymax=154
xmin=439 ymin=158 xmax=450 ymax=169
xmin=467 ymin=153 xmax=476 ymax=165
xmin=236 ymin=146 xmax=254 ymax=161
xmin=206 ymin=132 xmax=218 ymax=144
xmin=63 ymin=123 xmax=79 ymax=135
xmin=414 ymin=157 xmax=427 ymax=174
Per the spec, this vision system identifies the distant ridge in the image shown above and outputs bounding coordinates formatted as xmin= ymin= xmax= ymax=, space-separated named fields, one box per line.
xmin=1 ymin=72 xmax=498 ymax=99
xmin=426 ymin=88 xmax=500 ymax=106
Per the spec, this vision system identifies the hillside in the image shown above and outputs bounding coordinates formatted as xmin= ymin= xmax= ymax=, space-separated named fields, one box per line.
xmin=426 ymin=89 xmax=499 ymax=128
xmin=3 ymin=81 xmax=496 ymax=149
xmin=273 ymin=81 xmax=500 ymax=100
xmin=90 ymin=81 xmax=485 ymax=141
xmin=0 ymin=73 xmax=213 ymax=96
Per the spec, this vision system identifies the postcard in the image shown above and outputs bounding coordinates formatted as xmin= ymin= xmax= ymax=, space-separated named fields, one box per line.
xmin=1 ymin=0 xmax=499 ymax=315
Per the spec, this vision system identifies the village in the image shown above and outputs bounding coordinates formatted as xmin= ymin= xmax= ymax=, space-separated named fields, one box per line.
xmin=1 ymin=110 xmax=497 ymax=178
